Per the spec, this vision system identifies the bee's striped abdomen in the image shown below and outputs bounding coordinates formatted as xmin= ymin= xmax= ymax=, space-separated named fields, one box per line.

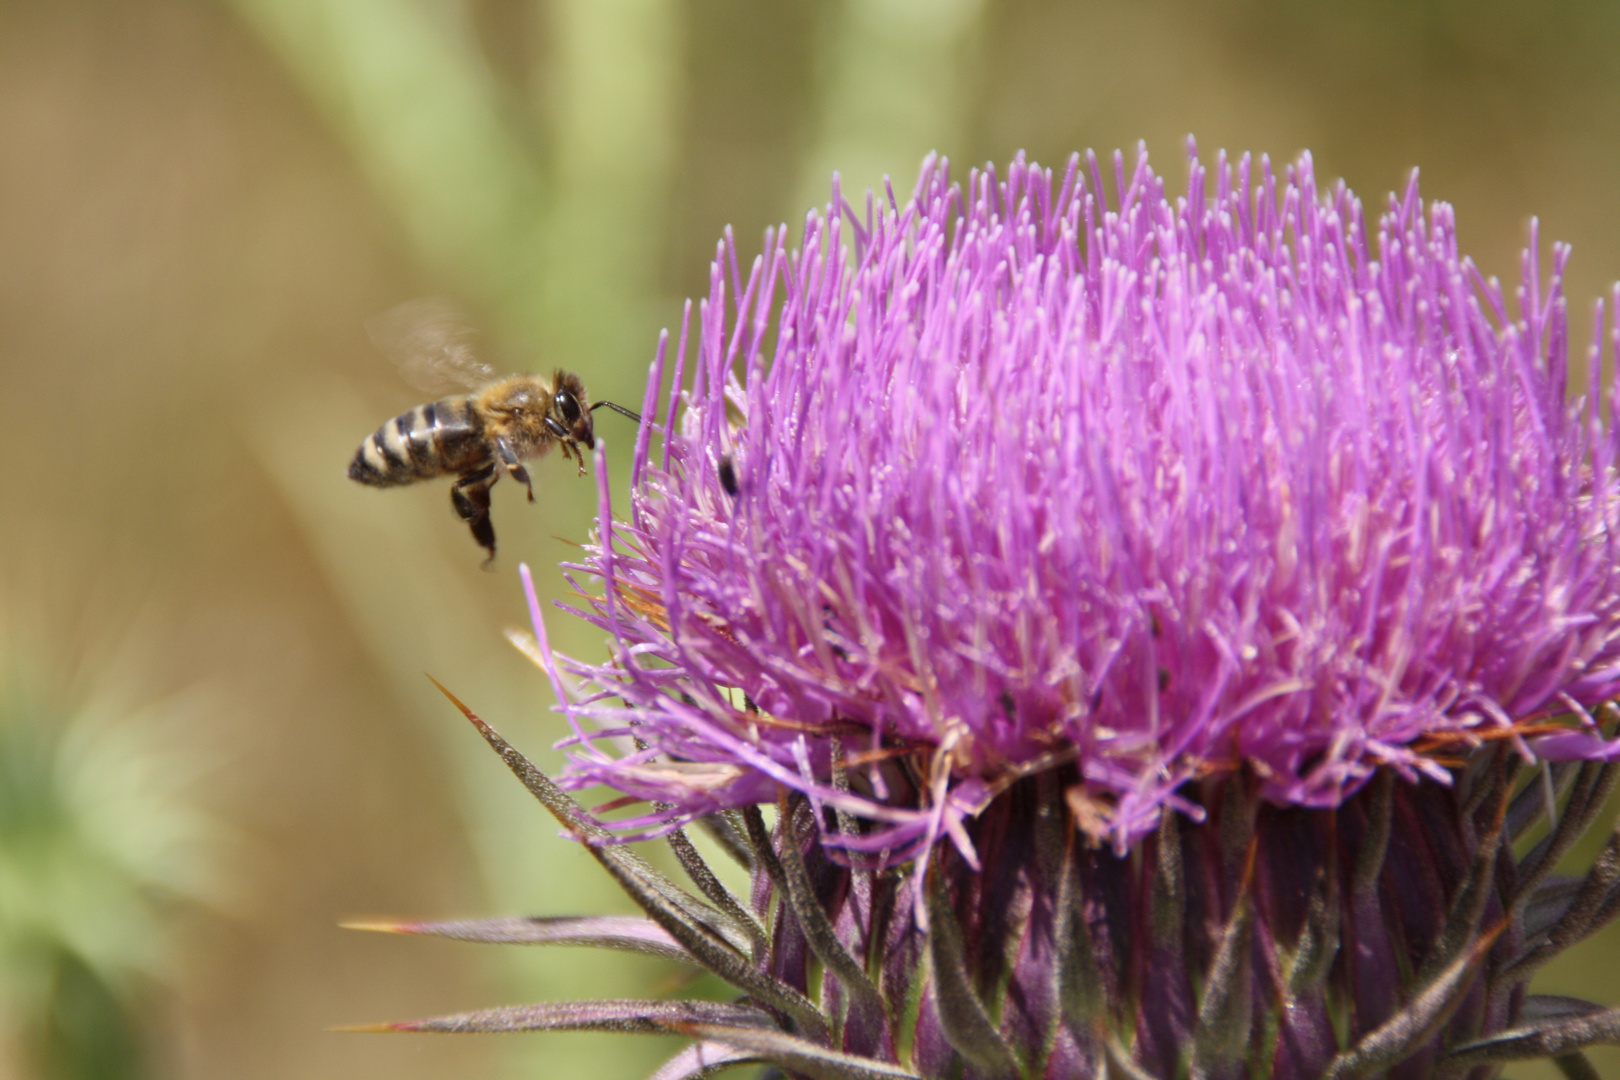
xmin=347 ymin=397 xmax=486 ymax=487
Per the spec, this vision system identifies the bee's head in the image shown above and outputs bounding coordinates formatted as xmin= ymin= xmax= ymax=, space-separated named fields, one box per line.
xmin=552 ymin=370 xmax=594 ymax=449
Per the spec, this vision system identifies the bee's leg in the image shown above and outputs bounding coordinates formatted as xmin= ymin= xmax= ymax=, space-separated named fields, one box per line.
xmin=493 ymin=437 xmax=534 ymax=503
xmin=560 ymin=438 xmax=586 ymax=477
xmin=450 ymin=464 xmax=499 ymax=565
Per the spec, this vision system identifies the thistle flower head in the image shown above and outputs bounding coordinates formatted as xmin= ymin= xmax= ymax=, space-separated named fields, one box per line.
xmin=375 ymin=146 xmax=1620 ymax=1080
xmin=556 ymin=143 xmax=1620 ymax=856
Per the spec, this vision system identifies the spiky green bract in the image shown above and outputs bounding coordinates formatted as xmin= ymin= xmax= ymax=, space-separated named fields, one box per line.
xmin=374 ymin=685 xmax=1620 ymax=1077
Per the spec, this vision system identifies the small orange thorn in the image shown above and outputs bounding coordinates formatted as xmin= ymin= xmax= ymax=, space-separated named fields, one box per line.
xmin=425 ymin=673 xmax=491 ymax=733
xmin=339 ymin=919 xmax=422 ymax=935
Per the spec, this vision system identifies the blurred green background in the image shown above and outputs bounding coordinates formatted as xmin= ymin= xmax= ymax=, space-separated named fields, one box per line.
xmin=1 ymin=0 xmax=1618 ymax=1077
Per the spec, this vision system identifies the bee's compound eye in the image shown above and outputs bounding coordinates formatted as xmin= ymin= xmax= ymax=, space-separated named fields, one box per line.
xmin=555 ymin=389 xmax=582 ymax=424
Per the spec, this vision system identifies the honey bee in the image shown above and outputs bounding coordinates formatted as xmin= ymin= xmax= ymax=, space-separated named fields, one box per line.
xmin=347 ymin=300 xmax=640 ymax=563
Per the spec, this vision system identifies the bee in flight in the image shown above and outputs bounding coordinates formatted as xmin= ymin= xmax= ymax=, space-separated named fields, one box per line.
xmin=347 ymin=299 xmax=640 ymax=563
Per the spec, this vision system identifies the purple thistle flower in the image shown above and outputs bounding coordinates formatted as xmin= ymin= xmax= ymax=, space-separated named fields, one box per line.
xmin=368 ymin=145 xmax=1620 ymax=1079
xmin=556 ymin=143 xmax=1620 ymax=853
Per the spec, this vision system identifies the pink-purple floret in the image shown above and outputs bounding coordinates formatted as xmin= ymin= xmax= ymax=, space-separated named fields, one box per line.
xmin=541 ymin=142 xmax=1620 ymax=857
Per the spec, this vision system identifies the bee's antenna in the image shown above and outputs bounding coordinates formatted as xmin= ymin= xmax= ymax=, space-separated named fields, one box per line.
xmin=591 ymin=400 xmax=643 ymax=423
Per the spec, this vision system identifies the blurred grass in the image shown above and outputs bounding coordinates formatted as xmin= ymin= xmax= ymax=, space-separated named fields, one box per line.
xmin=0 ymin=0 xmax=1618 ymax=1077
xmin=223 ymin=0 xmax=547 ymax=339
xmin=791 ymin=0 xmax=987 ymax=215
xmin=0 ymin=582 xmax=229 ymax=1080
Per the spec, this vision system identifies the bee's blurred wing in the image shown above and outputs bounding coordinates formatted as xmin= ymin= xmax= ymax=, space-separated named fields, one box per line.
xmin=366 ymin=297 xmax=499 ymax=394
